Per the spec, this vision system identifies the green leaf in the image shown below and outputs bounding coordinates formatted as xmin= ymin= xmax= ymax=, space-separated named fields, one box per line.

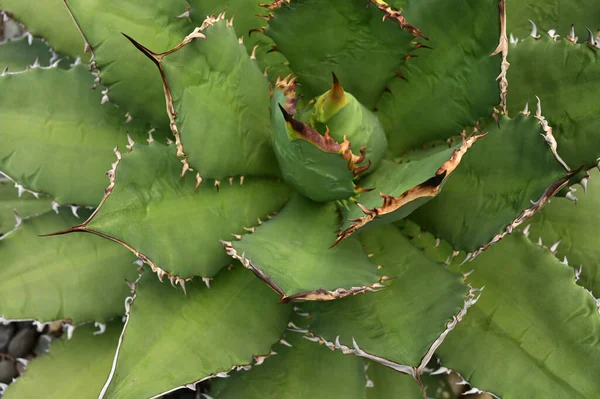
xmin=526 ymin=168 xmax=600 ymax=296
xmin=302 ymin=224 xmax=470 ymax=372
xmin=265 ymin=0 xmax=416 ymax=109
xmin=0 ymin=209 xmax=137 ymax=323
xmin=211 ymin=333 xmax=367 ymax=399
xmin=409 ymin=114 xmax=569 ymax=254
xmin=507 ymin=35 xmax=600 ymax=169
xmin=0 ymin=0 xmax=88 ymax=60
xmin=64 ymin=0 xmax=192 ymax=128
xmin=0 ymin=65 xmax=151 ymax=206
xmin=125 ymin=14 xmax=278 ymax=180
xmin=3 ymin=322 xmax=121 ymax=399
xmin=507 ymin=0 xmax=600 ymax=42
xmin=0 ymin=179 xmax=53 ymax=235
xmin=437 ymin=233 xmax=600 ymax=398
xmin=366 ymin=361 xmax=428 ymax=398
xmin=100 ymin=267 xmax=291 ymax=399
xmin=377 ymin=0 xmax=501 ymax=154
xmin=222 ymin=195 xmax=381 ymax=302
xmin=0 ymin=36 xmax=52 ymax=72
xmin=68 ymin=142 xmax=291 ymax=281
xmin=336 ymin=134 xmax=480 ymax=244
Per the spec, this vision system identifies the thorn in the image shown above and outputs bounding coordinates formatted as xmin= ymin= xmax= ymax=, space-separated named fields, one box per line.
xmin=547 ymin=26 xmax=559 ymax=39
xmin=214 ymin=180 xmax=221 ymax=191
xmin=509 ymin=33 xmax=518 ymax=45
xmin=202 ymin=277 xmax=212 ymax=289
xmin=521 ymin=101 xmax=530 ymax=116
xmin=231 ymin=233 xmax=243 ymax=240
xmin=528 ymin=19 xmax=540 ymax=39
xmin=251 ymin=45 xmax=258 ymax=60
xmin=126 ymin=133 xmax=135 ymax=151
xmin=179 ymin=279 xmax=187 ymax=295
xmin=586 ymin=27 xmax=597 ymax=46
xmin=566 ymin=191 xmax=578 ymax=203
xmin=562 ymin=256 xmax=569 ymax=265
xmin=228 ymin=176 xmax=234 ymax=185
xmin=147 ymin=129 xmax=155 ymax=144
xmin=550 ymin=240 xmax=561 ymax=254
xmin=70 ymin=206 xmax=79 ymax=218
xmin=581 ymin=176 xmax=589 ymax=193
xmin=535 ymin=95 xmax=542 ymax=117
xmin=195 ymin=173 xmax=203 ymax=190
xmin=240 ymin=176 xmax=245 ymax=185
xmin=567 ymin=25 xmax=578 ymax=44
xmin=523 ymin=224 xmax=531 ymax=237
xmin=169 ymin=275 xmax=177 ymax=288
xmin=537 ymin=237 xmax=543 ymax=246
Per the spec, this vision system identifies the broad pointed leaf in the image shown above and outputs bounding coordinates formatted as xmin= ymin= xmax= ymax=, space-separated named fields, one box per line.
xmin=3 ymin=322 xmax=121 ymax=399
xmin=507 ymin=36 xmax=600 ymax=169
xmin=409 ymin=114 xmax=569 ymax=254
xmin=100 ymin=267 xmax=291 ymax=398
xmin=222 ymin=195 xmax=381 ymax=302
xmin=0 ymin=179 xmax=53 ymax=235
xmin=0 ymin=0 xmax=88 ymax=60
xmin=437 ymin=233 xmax=600 ymax=398
xmin=127 ymin=15 xmax=278 ymax=179
xmin=212 ymin=333 xmax=367 ymax=399
xmin=64 ymin=0 xmax=192 ymax=127
xmin=526 ymin=168 xmax=600 ymax=296
xmin=0 ymin=209 xmax=137 ymax=323
xmin=377 ymin=0 xmax=501 ymax=154
xmin=303 ymin=224 xmax=469 ymax=371
xmin=336 ymin=133 xmax=480 ymax=243
xmin=0 ymin=65 xmax=151 ymax=206
xmin=69 ymin=142 xmax=291 ymax=281
xmin=265 ymin=0 xmax=416 ymax=109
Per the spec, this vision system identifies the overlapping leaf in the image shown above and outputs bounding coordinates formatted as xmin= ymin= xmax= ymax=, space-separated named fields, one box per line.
xmin=222 ymin=195 xmax=381 ymax=302
xmin=437 ymin=233 xmax=600 ymax=398
xmin=377 ymin=0 xmax=501 ymax=154
xmin=100 ymin=268 xmax=291 ymax=398
xmin=64 ymin=142 xmax=291 ymax=281
xmin=64 ymin=0 xmax=192 ymax=127
xmin=507 ymin=35 xmax=600 ymax=169
xmin=3 ymin=323 xmax=121 ymax=399
xmin=211 ymin=333 xmax=425 ymax=398
xmin=126 ymin=14 xmax=278 ymax=179
xmin=264 ymin=0 xmax=416 ymax=109
xmin=409 ymin=114 xmax=569 ymax=254
xmin=0 ymin=179 xmax=52 ymax=235
xmin=526 ymin=168 xmax=600 ymax=296
xmin=0 ymin=209 xmax=137 ymax=323
xmin=336 ymin=133 xmax=481 ymax=244
xmin=507 ymin=0 xmax=600 ymax=41
xmin=0 ymin=65 xmax=150 ymax=206
xmin=0 ymin=0 xmax=88 ymax=60
xmin=0 ymin=36 xmax=53 ymax=72
xmin=302 ymin=224 xmax=469 ymax=372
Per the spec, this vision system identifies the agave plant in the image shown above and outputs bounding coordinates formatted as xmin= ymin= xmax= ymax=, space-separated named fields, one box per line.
xmin=1 ymin=0 xmax=600 ymax=398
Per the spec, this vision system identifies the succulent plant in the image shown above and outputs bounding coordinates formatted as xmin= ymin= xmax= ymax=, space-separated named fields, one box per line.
xmin=1 ymin=0 xmax=600 ymax=398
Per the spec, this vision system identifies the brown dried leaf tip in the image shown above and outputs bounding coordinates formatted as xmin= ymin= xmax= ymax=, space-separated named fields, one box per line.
xmin=334 ymin=132 xmax=485 ymax=246
xmin=278 ymin=105 xmax=371 ymax=177
xmin=367 ymin=0 xmax=428 ymax=40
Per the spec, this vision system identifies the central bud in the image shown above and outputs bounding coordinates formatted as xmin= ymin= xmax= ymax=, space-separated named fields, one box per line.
xmin=269 ymin=74 xmax=388 ymax=202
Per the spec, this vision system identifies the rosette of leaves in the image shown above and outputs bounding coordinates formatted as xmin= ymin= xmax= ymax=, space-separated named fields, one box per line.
xmin=1 ymin=0 xmax=600 ymax=398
